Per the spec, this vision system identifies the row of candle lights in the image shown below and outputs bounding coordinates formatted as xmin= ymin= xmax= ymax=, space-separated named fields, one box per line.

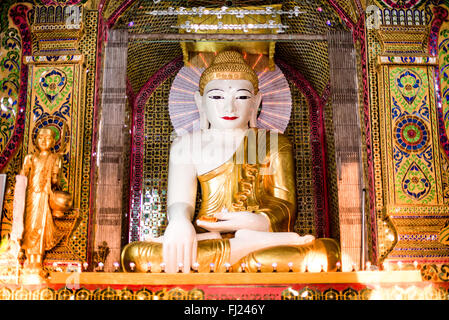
xmin=51 ymin=260 xmax=420 ymax=273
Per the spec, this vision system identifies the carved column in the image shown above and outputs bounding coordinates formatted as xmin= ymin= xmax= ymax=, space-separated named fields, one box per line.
xmin=376 ymin=25 xmax=449 ymax=265
xmin=92 ymin=29 xmax=128 ymax=271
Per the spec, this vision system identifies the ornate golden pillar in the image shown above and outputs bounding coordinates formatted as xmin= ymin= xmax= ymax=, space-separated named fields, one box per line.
xmin=376 ymin=25 xmax=449 ymax=265
xmin=22 ymin=5 xmax=86 ymax=267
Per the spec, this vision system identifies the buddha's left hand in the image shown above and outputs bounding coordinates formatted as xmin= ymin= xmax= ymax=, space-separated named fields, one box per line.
xmin=196 ymin=208 xmax=270 ymax=233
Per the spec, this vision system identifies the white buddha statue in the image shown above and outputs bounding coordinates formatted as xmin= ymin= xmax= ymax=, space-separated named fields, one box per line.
xmin=122 ymin=51 xmax=340 ymax=273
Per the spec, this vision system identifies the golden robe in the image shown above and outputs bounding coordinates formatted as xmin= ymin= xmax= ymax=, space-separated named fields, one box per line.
xmin=122 ymin=129 xmax=340 ymax=272
xmin=196 ymin=128 xmax=296 ymax=234
xmin=21 ymin=152 xmax=63 ymax=255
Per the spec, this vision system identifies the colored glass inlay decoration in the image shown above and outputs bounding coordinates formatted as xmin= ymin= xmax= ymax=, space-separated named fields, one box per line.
xmin=39 ymin=69 xmax=67 ymax=103
xmin=395 ymin=115 xmax=429 ymax=152
xmin=401 ymin=161 xmax=431 ymax=200
xmin=377 ymin=0 xmax=423 ymax=9
xmin=396 ymin=69 xmax=422 ymax=105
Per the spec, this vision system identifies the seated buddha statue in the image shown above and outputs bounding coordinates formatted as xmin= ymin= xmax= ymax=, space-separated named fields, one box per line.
xmin=121 ymin=50 xmax=340 ymax=273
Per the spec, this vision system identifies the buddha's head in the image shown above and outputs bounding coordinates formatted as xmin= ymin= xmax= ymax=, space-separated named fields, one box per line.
xmin=194 ymin=50 xmax=262 ymax=130
xmin=35 ymin=128 xmax=56 ymax=151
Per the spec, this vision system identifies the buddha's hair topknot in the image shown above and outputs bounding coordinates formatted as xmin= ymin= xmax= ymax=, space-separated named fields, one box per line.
xmin=198 ymin=50 xmax=259 ymax=95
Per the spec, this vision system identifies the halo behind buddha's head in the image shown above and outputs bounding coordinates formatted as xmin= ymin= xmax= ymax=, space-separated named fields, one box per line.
xmin=198 ymin=50 xmax=259 ymax=95
xmin=37 ymin=127 xmax=56 ymax=139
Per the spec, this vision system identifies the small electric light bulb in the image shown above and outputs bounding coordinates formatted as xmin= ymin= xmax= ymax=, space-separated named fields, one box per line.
xmin=336 ymin=262 xmax=341 ymax=272
xmin=53 ymin=262 xmax=62 ymax=272
xmin=224 ymin=263 xmax=231 ymax=273
xmin=272 ymin=262 xmax=278 ymax=273
xmin=129 ymin=262 xmax=135 ymax=272
xmin=366 ymin=261 xmax=371 ymax=271
xmin=288 ymin=262 xmax=294 ymax=272
xmin=192 ymin=262 xmax=199 ymax=273
xmin=240 ymin=263 xmax=246 ymax=273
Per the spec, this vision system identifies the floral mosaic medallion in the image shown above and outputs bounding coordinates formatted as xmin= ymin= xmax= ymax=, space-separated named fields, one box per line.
xmin=402 ymin=161 xmax=431 ymax=200
xmin=394 ymin=115 xmax=429 ymax=153
xmin=396 ymin=69 xmax=422 ymax=105
xmin=38 ymin=68 xmax=67 ymax=104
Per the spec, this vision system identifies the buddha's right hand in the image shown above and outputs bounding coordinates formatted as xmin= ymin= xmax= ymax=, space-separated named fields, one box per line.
xmin=162 ymin=213 xmax=198 ymax=273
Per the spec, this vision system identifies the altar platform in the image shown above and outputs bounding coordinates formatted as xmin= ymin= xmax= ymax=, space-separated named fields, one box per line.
xmin=1 ymin=271 xmax=448 ymax=300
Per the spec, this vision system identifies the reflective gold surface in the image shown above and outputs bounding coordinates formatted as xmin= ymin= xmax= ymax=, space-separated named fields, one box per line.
xmin=122 ymin=239 xmax=231 ymax=273
xmin=195 ymin=129 xmax=296 ymax=233
xmin=19 ymin=129 xmax=72 ymax=274
xmin=47 ymin=270 xmax=424 ymax=285
xmin=238 ymin=238 xmax=340 ymax=272
xmin=177 ymin=4 xmax=280 ymax=70
xmin=199 ymin=51 xmax=260 ymax=94
xmin=49 ymin=190 xmax=73 ymax=218
xmin=122 ymin=238 xmax=339 ymax=273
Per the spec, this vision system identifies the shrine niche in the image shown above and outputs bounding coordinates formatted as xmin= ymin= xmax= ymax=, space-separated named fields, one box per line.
xmin=0 ymin=0 xmax=448 ymax=301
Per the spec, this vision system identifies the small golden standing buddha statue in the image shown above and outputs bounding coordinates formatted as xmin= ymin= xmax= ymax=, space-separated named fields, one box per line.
xmin=121 ymin=50 xmax=340 ymax=273
xmin=19 ymin=128 xmax=72 ymax=280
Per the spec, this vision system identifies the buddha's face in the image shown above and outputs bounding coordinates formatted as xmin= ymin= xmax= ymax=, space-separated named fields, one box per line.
xmin=36 ymin=130 xmax=56 ymax=151
xmin=195 ymin=79 xmax=261 ymax=130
